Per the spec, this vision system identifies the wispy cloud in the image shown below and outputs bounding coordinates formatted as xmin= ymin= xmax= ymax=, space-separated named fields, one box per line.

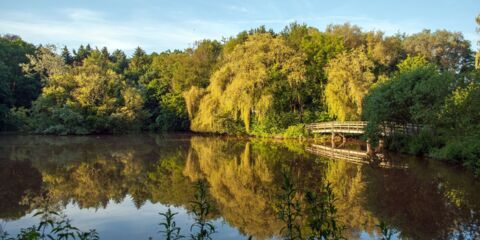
xmin=227 ymin=5 xmax=250 ymax=13
xmin=63 ymin=8 xmax=105 ymax=22
xmin=0 ymin=8 xmax=238 ymax=54
xmin=1 ymin=7 xmax=474 ymax=54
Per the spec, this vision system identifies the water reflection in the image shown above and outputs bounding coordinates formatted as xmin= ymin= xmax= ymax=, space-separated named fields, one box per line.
xmin=0 ymin=135 xmax=479 ymax=239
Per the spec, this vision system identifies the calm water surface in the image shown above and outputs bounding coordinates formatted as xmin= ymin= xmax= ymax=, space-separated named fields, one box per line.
xmin=1 ymin=134 xmax=479 ymax=239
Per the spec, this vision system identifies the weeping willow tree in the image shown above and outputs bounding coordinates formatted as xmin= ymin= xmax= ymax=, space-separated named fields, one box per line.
xmin=187 ymin=33 xmax=307 ymax=133
xmin=325 ymin=47 xmax=376 ymax=121
xmin=183 ymin=86 xmax=207 ymax=120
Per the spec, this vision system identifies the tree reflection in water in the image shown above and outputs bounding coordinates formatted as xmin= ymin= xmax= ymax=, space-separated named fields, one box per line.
xmin=0 ymin=135 xmax=479 ymax=239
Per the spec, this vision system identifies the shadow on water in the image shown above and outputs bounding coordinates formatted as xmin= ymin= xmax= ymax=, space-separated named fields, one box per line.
xmin=0 ymin=134 xmax=479 ymax=239
xmin=0 ymin=159 xmax=42 ymax=220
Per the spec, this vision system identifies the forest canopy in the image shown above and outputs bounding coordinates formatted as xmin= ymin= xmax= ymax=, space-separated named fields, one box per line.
xmin=0 ymin=22 xmax=477 ymax=132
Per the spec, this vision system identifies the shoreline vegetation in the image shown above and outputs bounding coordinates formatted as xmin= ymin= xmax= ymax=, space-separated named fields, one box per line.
xmin=1 ymin=18 xmax=480 ymax=174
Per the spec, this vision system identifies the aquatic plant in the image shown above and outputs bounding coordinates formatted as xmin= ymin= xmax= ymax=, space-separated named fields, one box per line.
xmin=275 ymin=171 xmax=303 ymax=240
xmin=275 ymin=169 xmax=345 ymax=240
xmin=157 ymin=180 xmax=216 ymax=240
xmin=189 ymin=180 xmax=216 ymax=240
xmin=376 ymin=220 xmax=397 ymax=240
xmin=304 ymin=183 xmax=344 ymax=240
xmin=158 ymin=208 xmax=184 ymax=240
xmin=0 ymin=211 xmax=98 ymax=240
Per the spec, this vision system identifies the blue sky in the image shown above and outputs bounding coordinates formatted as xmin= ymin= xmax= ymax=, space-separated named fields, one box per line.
xmin=0 ymin=0 xmax=478 ymax=55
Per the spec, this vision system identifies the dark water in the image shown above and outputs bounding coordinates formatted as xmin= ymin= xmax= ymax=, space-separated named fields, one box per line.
xmin=0 ymin=134 xmax=479 ymax=239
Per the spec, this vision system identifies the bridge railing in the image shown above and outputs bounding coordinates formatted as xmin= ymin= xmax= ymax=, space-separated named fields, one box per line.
xmin=305 ymin=121 xmax=367 ymax=133
xmin=306 ymin=144 xmax=369 ymax=164
xmin=380 ymin=122 xmax=423 ymax=136
xmin=305 ymin=121 xmax=422 ymax=136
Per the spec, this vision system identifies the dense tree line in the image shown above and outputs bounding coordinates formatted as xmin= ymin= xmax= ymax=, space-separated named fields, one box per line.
xmin=0 ymin=19 xmax=479 ymax=171
xmin=0 ymin=22 xmax=475 ymax=134
xmin=363 ymin=17 xmax=480 ymax=175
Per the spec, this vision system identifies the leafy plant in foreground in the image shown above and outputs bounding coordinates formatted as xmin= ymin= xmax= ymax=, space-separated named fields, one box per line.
xmin=275 ymin=171 xmax=303 ymax=240
xmin=0 ymin=211 xmax=98 ymax=240
xmin=376 ymin=220 xmax=397 ymax=240
xmin=190 ymin=181 xmax=216 ymax=240
xmin=275 ymin=169 xmax=345 ymax=240
xmin=304 ymin=183 xmax=344 ymax=240
xmin=158 ymin=208 xmax=184 ymax=240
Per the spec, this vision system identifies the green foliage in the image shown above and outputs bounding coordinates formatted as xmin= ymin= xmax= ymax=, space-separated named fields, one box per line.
xmin=61 ymin=46 xmax=73 ymax=65
xmin=0 ymin=35 xmax=40 ymax=130
xmin=282 ymin=124 xmax=308 ymax=139
xmin=26 ymin=48 xmax=146 ymax=134
xmin=0 ymin=211 xmax=99 ymax=240
xmin=363 ymin=64 xmax=451 ymax=140
xmin=430 ymin=77 xmax=480 ymax=174
xmin=275 ymin=170 xmax=345 ymax=240
xmin=190 ymin=33 xmax=307 ymax=134
xmin=403 ymin=29 xmax=474 ymax=72
xmin=153 ymin=93 xmax=189 ymax=131
xmin=397 ymin=55 xmax=428 ymax=73
xmin=304 ymin=183 xmax=344 ymax=240
xmin=299 ymin=28 xmax=344 ymax=112
xmin=125 ymin=47 xmax=151 ymax=84
xmin=72 ymin=44 xmax=93 ymax=64
xmin=363 ymin=58 xmax=480 ymax=174
xmin=159 ymin=208 xmax=184 ymax=240
xmin=190 ymin=181 xmax=216 ymax=240
xmin=325 ymin=47 xmax=376 ymax=121
xmin=0 ymin=21 xmax=478 ymax=162
xmin=275 ymin=171 xmax=303 ymax=240
xmin=376 ymin=221 xmax=397 ymax=240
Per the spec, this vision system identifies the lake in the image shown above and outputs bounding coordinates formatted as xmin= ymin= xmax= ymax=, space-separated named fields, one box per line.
xmin=1 ymin=134 xmax=479 ymax=239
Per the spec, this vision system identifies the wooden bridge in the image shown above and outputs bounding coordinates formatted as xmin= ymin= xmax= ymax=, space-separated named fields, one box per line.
xmin=305 ymin=121 xmax=422 ymax=136
xmin=304 ymin=121 xmax=415 ymax=169
xmin=305 ymin=121 xmax=367 ymax=134
xmin=306 ymin=144 xmax=370 ymax=164
xmin=306 ymin=144 xmax=408 ymax=169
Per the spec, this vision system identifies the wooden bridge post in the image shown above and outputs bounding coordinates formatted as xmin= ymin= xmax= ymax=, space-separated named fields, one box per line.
xmin=366 ymin=140 xmax=372 ymax=155
xmin=331 ymin=132 xmax=335 ymax=148
xmin=375 ymin=138 xmax=385 ymax=152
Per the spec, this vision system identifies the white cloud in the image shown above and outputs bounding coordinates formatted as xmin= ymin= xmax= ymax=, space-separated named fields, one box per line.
xmin=63 ymin=8 xmax=105 ymax=22
xmin=1 ymin=8 xmax=475 ymax=54
xmin=0 ymin=8 xmax=236 ymax=54
xmin=227 ymin=5 xmax=250 ymax=13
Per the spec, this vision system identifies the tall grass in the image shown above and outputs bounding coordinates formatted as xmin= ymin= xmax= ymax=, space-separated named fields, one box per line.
xmin=0 ymin=211 xmax=98 ymax=240
xmin=274 ymin=170 xmax=345 ymax=240
xmin=158 ymin=180 xmax=215 ymax=240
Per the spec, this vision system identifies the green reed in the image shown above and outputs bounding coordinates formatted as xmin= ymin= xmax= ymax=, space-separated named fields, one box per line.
xmin=158 ymin=180 xmax=215 ymax=240
xmin=189 ymin=180 xmax=215 ymax=240
xmin=4 ymin=179 xmax=399 ymax=240
xmin=0 ymin=211 xmax=98 ymax=240
xmin=275 ymin=171 xmax=303 ymax=240
xmin=376 ymin=220 xmax=397 ymax=240
xmin=158 ymin=208 xmax=184 ymax=240
xmin=274 ymin=169 xmax=345 ymax=240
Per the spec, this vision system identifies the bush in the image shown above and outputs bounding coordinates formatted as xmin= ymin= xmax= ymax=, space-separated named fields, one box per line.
xmin=283 ymin=124 xmax=308 ymax=138
xmin=406 ymin=130 xmax=440 ymax=156
xmin=430 ymin=135 xmax=480 ymax=175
